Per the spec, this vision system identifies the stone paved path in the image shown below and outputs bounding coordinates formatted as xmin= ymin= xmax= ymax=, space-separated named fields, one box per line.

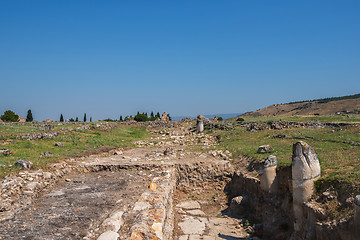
xmin=174 ymin=199 xmax=251 ymax=240
xmin=0 ymin=170 xmax=154 ymax=240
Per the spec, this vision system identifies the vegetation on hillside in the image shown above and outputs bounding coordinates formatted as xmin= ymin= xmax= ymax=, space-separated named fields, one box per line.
xmin=288 ymin=93 xmax=360 ymax=104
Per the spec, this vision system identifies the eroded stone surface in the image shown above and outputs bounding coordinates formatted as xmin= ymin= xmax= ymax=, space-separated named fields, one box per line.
xmin=178 ymin=217 xmax=206 ymax=235
xmin=292 ymin=141 xmax=321 ymax=181
xmin=97 ymin=231 xmax=119 ymax=240
xmin=186 ymin=209 xmax=206 ymax=216
xmin=176 ymin=201 xmax=201 ymax=210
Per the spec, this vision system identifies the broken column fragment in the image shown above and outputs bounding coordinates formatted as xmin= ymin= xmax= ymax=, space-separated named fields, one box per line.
xmin=259 ymin=155 xmax=278 ymax=193
xmin=292 ymin=141 xmax=321 ymax=233
xmin=196 ymin=115 xmax=204 ymax=132
xmin=354 ymin=195 xmax=360 ymax=237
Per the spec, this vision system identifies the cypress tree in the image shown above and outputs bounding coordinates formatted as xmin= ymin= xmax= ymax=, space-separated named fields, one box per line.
xmin=76 ymin=117 xmax=79 ymax=122
xmin=83 ymin=113 xmax=87 ymax=122
xmin=90 ymin=117 xmax=92 ymax=122
xmin=60 ymin=114 xmax=64 ymax=122
xmin=26 ymin=109 xmax=33 ymax=122
xmin=120 ymin=115 xmax=123 ymax=121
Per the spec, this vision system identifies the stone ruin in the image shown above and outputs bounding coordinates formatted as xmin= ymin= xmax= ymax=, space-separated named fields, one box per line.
xmin=160 ymin=112 xmax=169 ymax=121
xmin=292 ymin=141 xmax=321 ymax=238
xmin=196 ymin=115 xmax=204 ymax=132
xmin=225 ymin=140 xmax=360 ymax=239
xmin=259 ymin=155 xmax=278 ymax=194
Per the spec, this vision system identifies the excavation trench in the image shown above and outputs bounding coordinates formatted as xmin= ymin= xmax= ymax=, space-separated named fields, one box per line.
xmin=0 ymin=161 xmax=355 ymax=240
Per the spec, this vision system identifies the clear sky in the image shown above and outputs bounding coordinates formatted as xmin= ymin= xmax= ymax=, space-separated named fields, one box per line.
xmin=1 ymin=1 xmax=359 ymax=121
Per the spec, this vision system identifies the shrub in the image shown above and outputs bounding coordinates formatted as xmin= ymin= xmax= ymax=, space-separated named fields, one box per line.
xmin=134 ymin=113 xmax=148 ymax=122
xmin=218 ymin=117 xmax=223 ymax=121
xmin=236 ymin=118 xmax=245 ymax=122
xmin=1 ymin=110 xmax=19 ymax=122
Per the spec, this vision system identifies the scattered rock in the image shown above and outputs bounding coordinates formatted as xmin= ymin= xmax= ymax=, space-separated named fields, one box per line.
xmin=258 ymin=145 xmax=273 ymax=153
xmin=322 ymin=191 xmax=336 ymax=201
xmin=39 ymin=152 xmax=53 ymax=158
xmin=229 ymin=195 xmax=248 ymax=215
xmin=0 ymin=149 xmax=12 ymax=155
xmin=36 ymin=124 xmax=54 ymax=131
xmin=14 ymin=159 xmax=33 ymax=169
xmin=164 ymin=147 xmax=175 ymax=156
xmin=149 ymin=183 xmax=157 ymax=191
xmin=113 ymin=150 xmax=123 ymax=155
xmin=55 ymin=142 xmax=64 ymax=147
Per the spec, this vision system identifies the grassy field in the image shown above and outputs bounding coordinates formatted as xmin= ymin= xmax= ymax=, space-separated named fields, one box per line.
xmin=0 ymin=124 xmax=147 ymax=178
xmin=214 ymin=117 xmax=360 ymax=185
xmin=0 ymin=123 xmax=78 ymax=135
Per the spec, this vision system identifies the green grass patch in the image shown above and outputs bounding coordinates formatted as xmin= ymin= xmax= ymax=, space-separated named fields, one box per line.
xmin=214 ymin=125 xmax=360 ymax=183
xmin=0 ymin=125 xmax=147 ymax=178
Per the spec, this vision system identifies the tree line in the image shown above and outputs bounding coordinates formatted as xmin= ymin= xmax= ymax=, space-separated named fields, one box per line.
xmin=105 ymin=112 xmax=171 ymax=122
xmin=0 ymin=110 xmax=171 ymax=122
xmin=0 ymin=109 xmax=33 ymax=122
xmin=60 ymin=113 xmax=91 ymax=122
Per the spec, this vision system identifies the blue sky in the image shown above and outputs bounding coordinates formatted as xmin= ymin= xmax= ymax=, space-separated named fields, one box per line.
xmin=1 ymin=1 xmax=359 ymax=121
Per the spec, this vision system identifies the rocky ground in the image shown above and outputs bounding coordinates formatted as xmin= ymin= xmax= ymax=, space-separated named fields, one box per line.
xmin=0 ymin=120 xmax=252 ymax=240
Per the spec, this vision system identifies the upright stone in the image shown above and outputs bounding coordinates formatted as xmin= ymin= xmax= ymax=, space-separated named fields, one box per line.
xmin=259 ymin=155 xmax=278 ymax=193
xmin=161 ymin=112 xmax=169 ymax=121
xmin=292 ymin=141 xmax=321 ymax=233
xmin=196 ymin=115 xmax=204 ymax=132
xmin=354 ymin=195 xmax=360 ymax=237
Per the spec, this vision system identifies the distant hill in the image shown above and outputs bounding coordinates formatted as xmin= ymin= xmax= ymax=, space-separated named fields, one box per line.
xmin=241 ymin=93 xmax=360 ymax=117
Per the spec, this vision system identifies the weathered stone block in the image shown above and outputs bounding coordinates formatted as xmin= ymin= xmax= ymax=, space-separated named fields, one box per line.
xmin=197 ymin=120 xmax=204 ymax=132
